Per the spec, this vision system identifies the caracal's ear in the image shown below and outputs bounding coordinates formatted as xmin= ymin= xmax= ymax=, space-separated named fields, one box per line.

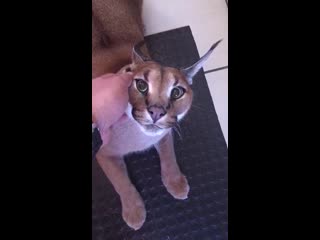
xmin=132 ymin=40 xmax=149 ymax=65
xmin=181 ymin=39 xmax=222 ymax=84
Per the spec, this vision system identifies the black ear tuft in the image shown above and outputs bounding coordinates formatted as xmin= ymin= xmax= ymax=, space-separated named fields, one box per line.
xmin=181 ymin=39 xmax=223 ymax=84
xmin=132 ymin=40 xmax=150 ymax=64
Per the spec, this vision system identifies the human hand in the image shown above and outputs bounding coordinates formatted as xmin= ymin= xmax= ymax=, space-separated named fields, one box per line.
xmin=92 ymin=73 xmax=133 ymax=144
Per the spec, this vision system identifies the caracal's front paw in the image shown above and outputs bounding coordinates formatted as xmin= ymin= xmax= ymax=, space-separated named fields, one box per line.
xmin=121 ymin=190 xmax=146 ymax=230
xmin=162 ymin=174 xmax=190 ymax=200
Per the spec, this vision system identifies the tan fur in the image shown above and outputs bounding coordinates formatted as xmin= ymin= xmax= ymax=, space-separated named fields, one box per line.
xmin=92 ymin=0 xmax=144 ymax=78
xmin=95 ymin=60 xmax=192 ymax=229
xmin=92 ymin=0 xmax=200 ymax=230
xmin=129 ymin=62 xmax=193 ymax=131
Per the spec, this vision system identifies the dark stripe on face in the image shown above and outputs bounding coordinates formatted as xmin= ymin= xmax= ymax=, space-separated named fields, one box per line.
xmin=173 ymin=75 xmax=179 ymax=86
xmin=159 ymin=66 xmax=165 ymax=92
xmin=143 ymin=70 xmax=150 ymax=82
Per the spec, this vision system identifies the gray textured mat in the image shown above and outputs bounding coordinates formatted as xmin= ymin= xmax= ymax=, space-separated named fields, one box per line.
xmin=92 ymin=26 xmax=228 ymax=240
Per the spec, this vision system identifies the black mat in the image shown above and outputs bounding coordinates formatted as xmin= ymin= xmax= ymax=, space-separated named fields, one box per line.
xmin=92 ymin=26 xmax=228 ymax=240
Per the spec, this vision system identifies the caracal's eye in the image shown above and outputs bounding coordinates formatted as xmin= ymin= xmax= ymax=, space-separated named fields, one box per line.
xmin=135 ymin=79 xmax=148 ymax=94
xmin=171 ymin=87 xmax=185 ymax=100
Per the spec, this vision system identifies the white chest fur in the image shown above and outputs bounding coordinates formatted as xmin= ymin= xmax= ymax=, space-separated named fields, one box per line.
xmin=104 ymin=117 xmax=169 ymax=156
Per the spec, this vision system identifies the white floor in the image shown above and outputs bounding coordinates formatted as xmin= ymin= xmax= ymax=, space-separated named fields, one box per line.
xmin=142 ymin=0 xmax=228 ymax=144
